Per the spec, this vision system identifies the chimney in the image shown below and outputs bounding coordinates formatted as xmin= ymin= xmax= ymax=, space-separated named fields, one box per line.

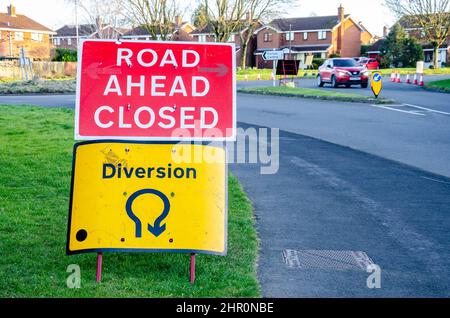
xmin=338 ymin=4 xmax=344 ymax=22
xmin=95 ymin=16 xmax=102 ymax=30
xmin=383 ymin=25 xmax=388 ymax=38
xmin=7 ymin=4 xmax=16 ymax=17
xmin=175 ymin=15 xmax=182 ymax=26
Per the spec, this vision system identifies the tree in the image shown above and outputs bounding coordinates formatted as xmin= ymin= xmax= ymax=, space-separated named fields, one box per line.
xmin=122 ymin=0 xmax=183 ymax=41
xmin=191 ymin=2 xmax=209 ymax=28
xmin=201 ymin=0 xmax=248 ymax=43
xmin=66 ymin=0 xmax=125 ymax=38
xmin=380 ymin=23 xmax=407 ymax=67
xmin=380 ymin=23 xmax=424 ymax=67
xmin=237 ymin=0 xmax=290 ymax=69
xmin=402 ymin=38 xmax=425 ymax=67
xmin=384 ymin=0 xmax=450 ymax=68
xmin=200 ymin=0 xmax=290 ymax=68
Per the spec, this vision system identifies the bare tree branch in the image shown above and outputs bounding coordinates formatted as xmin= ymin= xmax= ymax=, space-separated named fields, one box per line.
xmin=66 ymin=0 xmax=126 ymax=39
xmin=121 ymin=0 xmax=184 ymax=41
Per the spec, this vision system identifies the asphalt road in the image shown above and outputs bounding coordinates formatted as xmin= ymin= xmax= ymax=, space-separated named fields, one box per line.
xmin=1 ymin=77 xmax=449 ymax=297
xmin=230 ymin=123 xmax=450 ymax=297
xmin=238 ymin=75 xmax=450 ymax=112
xmin=0 ymin=94 xmax=75 ymax=108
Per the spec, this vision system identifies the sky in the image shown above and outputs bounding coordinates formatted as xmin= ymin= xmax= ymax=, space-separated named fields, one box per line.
xmin=0 ymin=0 xmax=397 ymax=36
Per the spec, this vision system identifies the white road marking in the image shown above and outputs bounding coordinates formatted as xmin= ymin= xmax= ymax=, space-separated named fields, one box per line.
xmin=421 ymin=176 xmax=450 ymax=185
xmin=403 ymin=104 xmax=450 ymax=116
xmin=371 ymin=104 xmax=425 ymax=116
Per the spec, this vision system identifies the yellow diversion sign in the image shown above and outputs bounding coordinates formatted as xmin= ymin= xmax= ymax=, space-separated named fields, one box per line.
xmin=371 ymin=71 xmax=383 ymax=98
xmin=67 ymin=141 xmax=227 ymax=255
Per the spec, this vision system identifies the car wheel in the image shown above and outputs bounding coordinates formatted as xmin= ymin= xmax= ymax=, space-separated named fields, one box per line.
xmin=361 ymin=83 xmax=368 ymax=88
xmin=317 ymin=75 xmax=324 ymax=87
xmin=331 ymin=76 xmax=339 ymax=88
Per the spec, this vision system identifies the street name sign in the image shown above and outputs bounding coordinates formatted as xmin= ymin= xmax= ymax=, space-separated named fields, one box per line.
xmin=67 ymin=141 xmax=227 ymax=255
xmin=75 ymin=39 xmax=236 ymax=141
xmin=371 ymin=71 xmax=382 ymax=98
xmin=262 ymin=50 xmax=284 ymax=61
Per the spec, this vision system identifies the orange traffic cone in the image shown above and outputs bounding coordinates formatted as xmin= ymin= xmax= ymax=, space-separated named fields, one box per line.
xmin=413 ymin=74 xmax=418 ymax=85
xmin=391 ymin=71 xmax=396 ymax=82
xmin=257 ymin=73 xmax=261 ymax=81
xmin=396 ymin=73 xmax=401 ymax=83
xmin=419 ymin=75 xmax=424 ymax=86
xmin=406 ymin=74 xmax=411 ymax=84
xmin=270 ymin=72 xmax=275 ymax=81
xmin=244 ymin=74 xmax=248 ymax=81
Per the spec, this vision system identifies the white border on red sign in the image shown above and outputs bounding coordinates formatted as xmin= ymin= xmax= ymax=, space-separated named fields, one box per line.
xmin=74 ymin=39 xmax=237 ymax=142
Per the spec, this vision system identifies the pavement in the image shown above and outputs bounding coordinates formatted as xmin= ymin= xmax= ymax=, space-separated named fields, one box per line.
xmin=1 ymin=75 xmax=450 ymax=297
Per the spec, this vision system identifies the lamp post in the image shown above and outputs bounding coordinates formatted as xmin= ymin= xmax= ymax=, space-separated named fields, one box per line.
xmin=75 ymin=0 xmax=80 ymax=48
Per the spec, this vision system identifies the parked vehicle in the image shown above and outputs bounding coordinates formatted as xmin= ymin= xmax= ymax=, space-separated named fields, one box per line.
xmin=317 ymin=58 xmax=369 ymax=88
xmin=358 ymin=57 xmax=380 ymax=70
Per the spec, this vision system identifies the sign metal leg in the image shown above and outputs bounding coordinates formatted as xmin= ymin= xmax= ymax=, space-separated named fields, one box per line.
xmin=190 ymin=253 xmax=196 ymax=284
xmin=96 ymin=252 xmax=103 ymax=283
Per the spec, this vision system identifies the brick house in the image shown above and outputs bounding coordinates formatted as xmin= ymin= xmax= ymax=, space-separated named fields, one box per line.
xmin=123 ymin=17 xmax=195 ymax=42
xmin=254 ymin=5 xmax=373 ymax=69
xmin=0 ymin=5 xmax=55 ymax=60
xmin=190 ymin=23 xmax=258 ymax=68
xmin=54 ymin=21 xmax=128 ymax=50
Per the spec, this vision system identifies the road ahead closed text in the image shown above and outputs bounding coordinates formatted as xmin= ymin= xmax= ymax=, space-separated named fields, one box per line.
xmin=75 ymin=40 xmax=236 ymax=140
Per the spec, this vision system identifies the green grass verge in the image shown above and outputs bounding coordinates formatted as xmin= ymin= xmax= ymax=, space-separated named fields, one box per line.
xmin=375 ymin=67 xmax=450 ymax=76
xmin=238 ymin=86 xmax=392 ymax=104
xmin=424 ymin=79 xmax=450 ymax=93
xmin=0 ymin=105 xmax=260 ymax=297
xmin=236 ymin=68 xmax=317 ymax=81
xmin=0 ymin=79 xmax=76 ymax=94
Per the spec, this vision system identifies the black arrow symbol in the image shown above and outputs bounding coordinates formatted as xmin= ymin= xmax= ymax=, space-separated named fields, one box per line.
xmin=199 ymin=63 xmax=228 ymax=77
xmin=125 ymin=189 xmax=170 ymax=238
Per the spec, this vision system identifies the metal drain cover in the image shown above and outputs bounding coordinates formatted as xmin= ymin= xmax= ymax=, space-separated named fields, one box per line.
xmin=282 ymin=249 xmax=374 ymax=271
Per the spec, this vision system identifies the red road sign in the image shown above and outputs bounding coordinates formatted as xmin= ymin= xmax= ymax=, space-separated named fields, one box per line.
xmin=75 ymin=40 xmax=236 ymax=141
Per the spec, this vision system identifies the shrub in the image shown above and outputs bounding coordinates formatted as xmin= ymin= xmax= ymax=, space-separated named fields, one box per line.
xmin=311 ymin=58 xmax=326 ymax=69
xmin=53 ymin=48 xmax=77 ymax=62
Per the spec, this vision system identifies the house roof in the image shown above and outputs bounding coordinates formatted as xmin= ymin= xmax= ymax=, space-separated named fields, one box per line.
xmin=282 ymin=44 xmax=332 ymax=52
xmin=191 ymin=21 xmax=255 ymax=35
xmin=190 ymin=23 xmax=214 ymax=35
xmin=124 ymin=22 xmax=191 ymax=36
xmin=0 ymin=12 xmax=55 ymax=33
xmin=55 ymin=24 xmax=96 ymax=37
xmin=56 ymin=24 xmax=129 ymax=37
xmin=269 ymin=15 xmax=350 ymax=31
xmin=367 ymin=39 xmax=385 ymax=53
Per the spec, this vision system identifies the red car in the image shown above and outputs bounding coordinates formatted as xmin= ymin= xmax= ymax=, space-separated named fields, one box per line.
xmin=358 ymin=57 xmax=380 ymax=70
xmin=318 ymin=58 xmax=369 ymax=88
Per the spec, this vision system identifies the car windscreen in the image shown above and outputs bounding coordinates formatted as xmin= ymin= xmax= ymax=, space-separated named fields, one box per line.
xmin=333 ymin=59 xmax=359 ymax=67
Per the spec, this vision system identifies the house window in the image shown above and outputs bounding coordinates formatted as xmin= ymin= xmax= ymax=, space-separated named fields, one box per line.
xmin=68 ymin=38 xmax=72 ymax=45
xmin=286 ymin=32 xmax=294 ymax=41
xmin=264 ymin=33 xmax=272 ymax=42
xmin=303 ymin=32 xmax=308 ymax=40
xmin=31 ymin=33 xmax=43 ymax=42
xmin=420 ymin=30 xmax=426 ymax=38
xmin=228 ymin=34 xmax=235 ymax=42
xmin=15 ymin=32 xmax=24 ymax=41
xmin=318 ymin=31 xmax=327 ymax=40
xmin=198 ymin=34 xmax=207 ymax=42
